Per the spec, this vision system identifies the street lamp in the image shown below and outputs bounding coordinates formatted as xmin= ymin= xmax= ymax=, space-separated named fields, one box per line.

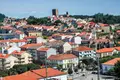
xmin=45 ymin=53 xmax=48 ymax=80
xmin=94 ymin=27 xmax=100 ymax=80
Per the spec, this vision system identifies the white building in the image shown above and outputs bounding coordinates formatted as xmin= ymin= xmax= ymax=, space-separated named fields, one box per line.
xmin=0 ymin=54 xmax=19 ymax=70
xmin=48 ymin=53 xmax=78 ymax=69
xmin=73 ymin=46 xmax=96 ymax=59
xmin=102 ymin=58 xmax=120 ymax=73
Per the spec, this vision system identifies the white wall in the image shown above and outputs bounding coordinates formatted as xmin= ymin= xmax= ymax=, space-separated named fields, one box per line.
xmin=47 ymin=48 xmax=57 ymax=58
xmin=63 ymin=42 xmax=72 ymax=53
xmin=7 ymin=46 xmax=21 ymax=54
xmin=5 ymin=55 xmax=18 ymax=69
xmin=40 ymin=74 xmax=67 ymax=80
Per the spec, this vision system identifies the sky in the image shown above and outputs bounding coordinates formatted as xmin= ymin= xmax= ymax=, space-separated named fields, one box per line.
xmin=0 ymin=0 xmax=120 ymax=18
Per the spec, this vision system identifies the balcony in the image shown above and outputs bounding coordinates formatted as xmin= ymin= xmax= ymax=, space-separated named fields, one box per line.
xmin=18 ymin=57 xmax=25 ymax=60
xmin=4 ymin=62 xmax=10 ymax=65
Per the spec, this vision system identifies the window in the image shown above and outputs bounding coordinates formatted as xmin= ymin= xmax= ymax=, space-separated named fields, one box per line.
xmin=105 ymin=67 xmax=108 ymax=71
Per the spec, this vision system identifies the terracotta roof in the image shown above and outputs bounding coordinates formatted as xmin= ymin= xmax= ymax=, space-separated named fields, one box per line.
xmin=114 ymin=47 xmax=120 ymax=51
xmin=48 ymin=54 xmax=77 ymax=60
xmin=103 ymin=58 xmax=120 ymax=65
xmin=24 ymin=36 xmax=37 ymax=39
xmin=95 ymin=39 xmax=109 ymax=43
xmin=0 ymin=39 xmax=27 ymax=43
xmin=99 ymin=23 xmax=109 ymax=27
xmin=96 ymin=48 xmax=114 ymax=53
xmin=11 ymin=51 xmax=25 ymax=55
xmin=0 ymin=54 xmax=9 ymax=59
xmin=3 ymin=68 xmax=66 ymax=80
xmin=1 ymin=26 xmax=13 ymax=30
xmin=15 ymin=30 xmax=24 ymax=34
xmin=116 ymin=30 xmax=120 ymax=33
xmin=37 ymin=48 xmax=49 ymax=51
xmin=74 ymin=46 xmax=93 ymax=51
xmin=20 ymin=43 xmax=43 ymax=49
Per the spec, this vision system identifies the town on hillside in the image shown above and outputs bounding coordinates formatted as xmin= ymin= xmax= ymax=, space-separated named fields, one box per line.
xmin=0 ymin=8 xmax=120 ymax=80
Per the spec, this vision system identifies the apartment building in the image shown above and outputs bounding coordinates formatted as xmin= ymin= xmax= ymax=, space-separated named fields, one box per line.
xmin=11 ymin=51 xmax=32 ymax=65
xmin=0 ymin=54 xmax=18 ymax=70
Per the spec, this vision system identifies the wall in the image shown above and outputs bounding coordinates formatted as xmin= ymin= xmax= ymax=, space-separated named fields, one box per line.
xmin=40 ymin=74 xmax=67 ymax=80
xmin=102 ymin=64 xmax=114 ymax=73
xmin=63 ymin=42 xmax=72 ymax=53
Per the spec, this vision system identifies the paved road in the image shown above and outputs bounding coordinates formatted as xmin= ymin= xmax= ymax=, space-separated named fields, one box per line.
xmin=68 ymin=71 xmax=114 ymax=80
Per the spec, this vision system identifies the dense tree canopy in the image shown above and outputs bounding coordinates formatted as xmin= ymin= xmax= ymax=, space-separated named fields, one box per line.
xmin=70 ymin=13 xmax=120 ymax=24
xmin=0 ymin=13 xmax=6 ymax=22
xmin=27 ymin=16 xmax=52 ymax=26
xmin=114 ymin=61 xmax=120 ymax=78
xmin=0 ymin=63 xmax=40 ymax=77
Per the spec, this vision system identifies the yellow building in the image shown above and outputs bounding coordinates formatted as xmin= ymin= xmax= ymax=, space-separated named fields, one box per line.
xmin=28 ymin=31 xmax=42 ymax=37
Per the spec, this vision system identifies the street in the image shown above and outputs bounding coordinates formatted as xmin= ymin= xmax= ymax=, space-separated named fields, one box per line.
xmin=68 ymin=71 xmax=114 ymax=80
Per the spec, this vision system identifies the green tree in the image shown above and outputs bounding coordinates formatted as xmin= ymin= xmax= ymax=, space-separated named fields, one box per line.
xmin=27 ymin=63 xmax=40 ymax=70
xmin=78 ymin=62 xmax=81 ymax=69
xmin=114 ymin=61 xmax=120 ymax=78
xmin=74 ymin=67 xmax=78 ymax=73
xmin=0 ymin=13 xmax=6 ymax=22
xmin=57 ymin=65 xmax=62 ymax=70
xmin=68 ymin=68 xmax=73 ymax=75
xmin=13 ymin=65 xmax=28 ymax=74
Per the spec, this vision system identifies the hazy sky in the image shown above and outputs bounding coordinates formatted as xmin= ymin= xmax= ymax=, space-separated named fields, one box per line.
xmin=0 ymin=0 xmax=120 ymax=18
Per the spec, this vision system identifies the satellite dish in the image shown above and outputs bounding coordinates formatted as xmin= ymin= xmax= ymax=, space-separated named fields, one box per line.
xmin=74 ymin=36 xmax=82 ymax=44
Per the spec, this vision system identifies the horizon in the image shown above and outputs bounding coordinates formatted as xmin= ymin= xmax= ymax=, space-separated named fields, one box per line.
xmin=0 ymin=0 xmax=120 ymax=18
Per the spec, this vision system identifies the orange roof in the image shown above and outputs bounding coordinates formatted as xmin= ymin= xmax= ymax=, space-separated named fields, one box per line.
xmin=48 ymin=54 xmax=77 ymax=60
xmin=103 ymin=58 xmax=120 ymax=65
xmin=96 ymin=48 xmax=114 ymax=53
xmin=21 ymin=43 xmax=43 ymax=49
xmin=37 ymin=47 xmax=49 ymax=51
xmin=15 ymin=30 xmax=24 ymax=34
xmin=3 ymin=68 xmax=66 ymax=80
xmin=116 ymin=30 xmax=120 ymax=33
xmin=0 ymin=39 xmax=27 ymax=43
xmin=0 ymin=54 xmax=9 ymax=59
xmin=114 ymin=47 xmax=120 ymax=51
xmin=74 ymin=46 xmax=93 ymax=51
xmin=11 ymin=51 xmax=25 ymax=55
xmin=24 ymin=36 xmax=37 ymax=39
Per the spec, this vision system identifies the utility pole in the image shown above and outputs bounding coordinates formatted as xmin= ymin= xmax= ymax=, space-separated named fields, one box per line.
xmin=45 ymin=53 xmax=48 ymax=80
xmin=94 ymin=27 xmax=100 ymax=80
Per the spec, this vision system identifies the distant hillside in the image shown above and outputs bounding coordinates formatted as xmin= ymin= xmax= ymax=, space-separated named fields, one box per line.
xmin=0 ymin=13 xmax=6 ymax=22
xmin=70 ymin=13 xmax=120 ymax=24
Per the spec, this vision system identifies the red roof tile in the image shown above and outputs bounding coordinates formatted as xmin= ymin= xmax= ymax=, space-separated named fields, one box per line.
xmin=96 ymin=48 xmax=114 ymax=53
xmin=48 ymin=54 xmax=77 ymax=60
xmin=11 ymin=51 xmax=25 ymax=55
xmin=37 ymin=48 xmax=49 ymax=51
xmin=3 ymin=68 xmax=66 ymax=80
xmin=0 ymin=54 xmax=9 ymax=59
xmin=103 ymin=58 xmax=120 ymax=65
xmin=20 ymin=43 xmax=43 ymax=49
xmin=74 ymin=46 xmax=93 ymax=51
xmin=0 ymin=39 xmax=27 ymax=43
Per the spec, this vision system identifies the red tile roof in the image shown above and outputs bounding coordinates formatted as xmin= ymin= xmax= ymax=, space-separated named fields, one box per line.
xmin=114 ymin=47 xmax=120 ymax=51
xmin=37 ymin=48 xmax=49 ymax=51
xmin=0 ymin=54 xmax=9 ymax=59
xmin=0 ymin=39 xmax=27 ymax=43
xmin=3 ymin=68 xmax=66 ymax=80
xmin=74 ymin=46 xmax=93 ymax=51
xmin=20 ymin=43 xmax=43 ymax=49
xmin=103 ymin=58 xmax=120 ymax=65
xmin=96 ymin=48 xmax=114 ymax=53
xmin=11 ymin=51 xmax=25 ymax=55
xmin=48 ymin=54 xmax=77 ymax=60
xmin=24 ymin=36 xmax=37 ymax=39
